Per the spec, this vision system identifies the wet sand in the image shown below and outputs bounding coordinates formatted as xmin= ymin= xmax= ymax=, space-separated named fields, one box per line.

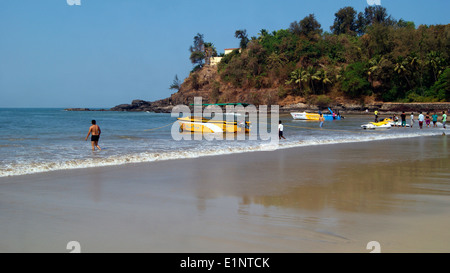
xmin=0 ymin=135 xmax=449 ymax=252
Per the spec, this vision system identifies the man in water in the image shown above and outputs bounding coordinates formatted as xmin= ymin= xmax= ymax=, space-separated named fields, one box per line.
xmin=319 ymin=114 xmax=325 ymax=128
xmin=410 ymin=112 xmax=414 ymax=128
xmin=85 ymin=120 xmax=102 ymax=151
xmin=374 ymin=110 xmax=379 ymax=122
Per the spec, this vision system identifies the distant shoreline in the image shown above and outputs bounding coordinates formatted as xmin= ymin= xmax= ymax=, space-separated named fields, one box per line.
xmin=65 ymin=101 xmax=450 ymax=114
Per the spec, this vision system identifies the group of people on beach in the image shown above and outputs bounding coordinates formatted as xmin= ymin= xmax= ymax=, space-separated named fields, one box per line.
xmin=377 ymin=110 xmax=447 ymax=129
xmin=411 ymin=111 xmax=447 ymax=129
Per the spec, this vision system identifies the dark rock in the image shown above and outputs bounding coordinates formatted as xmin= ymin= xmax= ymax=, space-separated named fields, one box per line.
xmin=65 ymin=108 xmax=91 ymax=111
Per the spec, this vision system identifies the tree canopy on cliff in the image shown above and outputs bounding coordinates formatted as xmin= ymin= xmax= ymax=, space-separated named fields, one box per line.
xmin=209 ymin=6 xmax=449 ymax=103
xmin=189 ymin=33 xmax=218 ymax=71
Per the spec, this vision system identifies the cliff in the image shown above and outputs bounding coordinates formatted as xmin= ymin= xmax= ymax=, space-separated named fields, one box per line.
xmin=110 ymin=65 xmax=450 ymax=114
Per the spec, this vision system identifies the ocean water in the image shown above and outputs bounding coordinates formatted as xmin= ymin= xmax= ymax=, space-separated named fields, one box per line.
xmin=0 ymin=108 xmax=446 ymax=177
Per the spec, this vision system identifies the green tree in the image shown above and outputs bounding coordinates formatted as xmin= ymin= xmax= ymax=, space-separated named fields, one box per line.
xmin=341 ymin=62 xmax=371 ymax=97
xmin=363 ymin=6 xmax=395 ymax=26
xmin=368 ymin=56 xmax=388 ymax=90
xmin=396 ymin=19 xmax=415 ymax=28
xmin=427 ymin=51 xmax=446 ymax=81
xmin=330 ymin=7 xmax=358 ymax=35
xmin=235 ymin=29 xmax=249 ymax=49
xmin=315 ymin=69 xmax=333 ymax=94
xmin=429 ymin=68 xmax=450 ymax=101
xmin=286 ymin=68 xmax=309 ymax=95
xmin=394 ymin=58 xmax=412 ymax=89
xmin=189 ymin=33 xmax=205 ymax=68
xmin=169 ymin=74 xmax=181 ymax=91
xmin=289 ymin=14 xmax=322 ymax=40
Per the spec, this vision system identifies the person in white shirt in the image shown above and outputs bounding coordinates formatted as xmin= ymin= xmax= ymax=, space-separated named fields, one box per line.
xmin=410 ymin=112 xmax=414 ymax=128
xmin=278 ymin=120 xmax=286 ymax=139
xmin=418 ymin=112 xmax=425 ymax=129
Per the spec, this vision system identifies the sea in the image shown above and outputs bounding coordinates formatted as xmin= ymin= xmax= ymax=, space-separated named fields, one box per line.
xmin=0 ymin=108 xmax=446 ymax=177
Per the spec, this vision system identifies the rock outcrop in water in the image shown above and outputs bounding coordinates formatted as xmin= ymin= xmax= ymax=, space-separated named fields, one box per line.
xmin=64 ymin=108 xmax=108 ymax=111
xmin=109 ymin=99 xmax=174 ymax=113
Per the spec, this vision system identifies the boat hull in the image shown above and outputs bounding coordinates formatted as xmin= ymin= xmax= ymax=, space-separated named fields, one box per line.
xmin=177 ymin=117 xmax=250 ymax=133
xmin=291 ymin=112 xmax=341 ymax=121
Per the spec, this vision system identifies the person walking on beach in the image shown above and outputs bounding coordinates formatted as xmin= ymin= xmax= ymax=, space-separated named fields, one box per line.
xmin=442 ymin=111 xmax=447 ymax=129
xmin=278 ymin=120 xmax=286 ymax=140
xmin=418 ymin=112 xmax=424 ymax=129
xmin=410 ymin=112 xmax=414 ymax=128
xmin=85 ymin=120 xmax=101 ymax=151
xmin=432 ymin=112 xmax=438 ymax=128
xmin=319 ymin=114 xmax=325 ymax=128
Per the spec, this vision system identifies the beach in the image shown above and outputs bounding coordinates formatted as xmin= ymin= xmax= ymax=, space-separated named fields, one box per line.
xmin=0 ymin=135 xmax=449 ymax=253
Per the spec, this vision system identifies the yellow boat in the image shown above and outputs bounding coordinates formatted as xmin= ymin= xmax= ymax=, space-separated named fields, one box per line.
xmin=177 ymin=116 xmax=251 ymax=133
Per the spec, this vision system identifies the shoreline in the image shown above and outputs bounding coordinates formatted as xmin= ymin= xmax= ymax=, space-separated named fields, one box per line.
xmin=66 ymin=101 xmax=450 ymax=115
xmin=0 ymin=135 xmax=449 ymax=252
xmin=0 ymin=129 xmax=445 ymax=178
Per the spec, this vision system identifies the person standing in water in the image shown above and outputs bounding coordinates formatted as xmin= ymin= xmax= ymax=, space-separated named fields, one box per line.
xmin=418 ymin=112 xmax=424 ymax=129
xmin=85 ymin=120 xmax=101 ymax=151
xmin=443 ymin=111 xmax=447 ymax=129
xmin=319 ymin=114 xmax=325 ymax=128
xmin=432 ymin=112 xmax=438 ymax=128
xmin=410 ymin=112 xmax=414 ymax=128
xmin=425 ymin=112 xmax=431 ymax=128
xmin=401 ymin=111 xmax=407 ymax=127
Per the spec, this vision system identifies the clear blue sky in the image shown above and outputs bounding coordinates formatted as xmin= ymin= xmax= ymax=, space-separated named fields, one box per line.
xmin=0 ymin=0 xmax=448 ymax=108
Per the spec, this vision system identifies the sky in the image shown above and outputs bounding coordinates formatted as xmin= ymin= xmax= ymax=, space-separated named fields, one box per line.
xmin=0 ymin=0 xmax=448 ymax=108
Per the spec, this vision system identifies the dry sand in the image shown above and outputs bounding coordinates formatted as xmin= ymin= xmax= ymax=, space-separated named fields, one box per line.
xmin=0 ymin=136 xmax=449 ymax=252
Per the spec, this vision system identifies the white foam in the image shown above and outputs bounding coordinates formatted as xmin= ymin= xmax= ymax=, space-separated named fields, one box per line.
xmin=0 ymin=130 xmax=444 ymax=178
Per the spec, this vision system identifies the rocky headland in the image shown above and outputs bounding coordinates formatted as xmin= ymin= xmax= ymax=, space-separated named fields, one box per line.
xmin=69 ymin=65 xmax=449 ymax=114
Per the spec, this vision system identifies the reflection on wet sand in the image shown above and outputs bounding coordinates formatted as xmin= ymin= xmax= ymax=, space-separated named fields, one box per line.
xmin=0 ymin=136 xmax=448 ymax=252
xmin=193 ymin=136 xmax=449 ymax=215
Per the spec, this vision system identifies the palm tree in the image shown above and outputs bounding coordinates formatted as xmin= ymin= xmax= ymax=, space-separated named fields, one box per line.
xmin=368 ymin=56 xmax=387 ymax=91
xmin=235 ymin=29 xmax=249 ymax=49
xmin=427 ymin=51 xmax=445 ymax=81
xmin=203 ymin=42 xmax=217 ymax=65
xmin=258 ymin=29 xmax=269 ymax=40
xmin=317 ymin=70 xmax=332 ymax=93
xmin=406 ymin=55 xmax=423 ymax=91
xmin=286 ymin=68 xmax=304 ymax=92
xmin=394 ymin=59 xmax=412 ymax=89
xmin=311 ymin=69 xmax=322 ymax=94
xmin=305 ymin=66 xmax=319 ymax=94
xmin=267 ymin=52 xmax=287 ymax=71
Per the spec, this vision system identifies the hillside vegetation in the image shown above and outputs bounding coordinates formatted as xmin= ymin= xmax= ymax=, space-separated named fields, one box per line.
xmin=171 ymin=6 xmax=449 ymax=107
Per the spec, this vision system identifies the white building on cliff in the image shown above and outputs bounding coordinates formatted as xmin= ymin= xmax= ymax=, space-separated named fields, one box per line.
xmin=207 ymin=48 xmax=241 ymax=66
